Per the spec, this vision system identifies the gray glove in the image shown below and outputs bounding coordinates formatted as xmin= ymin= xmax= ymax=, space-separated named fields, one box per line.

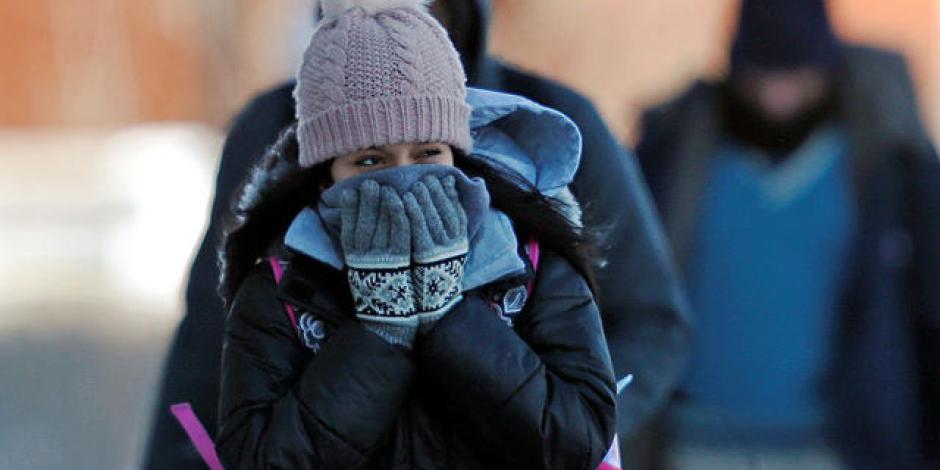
xmin=402 ymin=174 xmax=469 ymax=332
xmin=340 ymin=180 xmax=418 ymax=347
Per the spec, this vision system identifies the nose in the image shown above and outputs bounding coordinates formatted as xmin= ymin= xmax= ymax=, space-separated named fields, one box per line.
xmin=390 ymin=151 xmax=414 ymax=167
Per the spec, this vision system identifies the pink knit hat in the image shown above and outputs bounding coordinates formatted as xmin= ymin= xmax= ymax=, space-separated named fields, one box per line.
xmin=295 ymin=0 xmax=472 ymax=168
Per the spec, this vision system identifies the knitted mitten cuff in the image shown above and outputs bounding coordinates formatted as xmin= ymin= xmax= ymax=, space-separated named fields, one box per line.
xmin=341 ymin=180 xmax=419 ymax=347
xmin=403 ymin=175 xmax=468 ymax=332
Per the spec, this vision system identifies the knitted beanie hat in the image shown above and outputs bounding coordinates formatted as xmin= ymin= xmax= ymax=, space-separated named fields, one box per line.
xmin=295 ymin=0 xmax=472 ymax=168
xmin=731 ymin=0 xmax=841 ymax=71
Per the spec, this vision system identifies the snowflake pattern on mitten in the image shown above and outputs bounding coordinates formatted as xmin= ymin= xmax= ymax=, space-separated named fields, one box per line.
xmin=347 ymin=266 xmax=416 ymax=318
xmin=413 ymin=254 xmax=466 ymax=314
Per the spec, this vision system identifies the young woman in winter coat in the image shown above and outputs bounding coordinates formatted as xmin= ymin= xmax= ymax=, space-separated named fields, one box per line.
xmin=215 ymin=1 xmax=617 ymax=468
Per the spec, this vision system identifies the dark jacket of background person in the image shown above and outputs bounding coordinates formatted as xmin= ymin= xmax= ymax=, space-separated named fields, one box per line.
xmin=141 ymin=1 xmax=691 ymax=468
xmin=218 ymin=249 xmax=616 ymax=469
xmin=636 ymin=45 xmax=940 ymax=469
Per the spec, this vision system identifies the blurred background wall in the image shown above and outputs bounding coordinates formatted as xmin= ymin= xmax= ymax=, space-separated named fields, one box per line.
xmin=2 ymin=0 xmax=937 ymax=136
xmin=489 ymin=0 xmax=940 ymax=143
xmin=0 ymin=1 xmax=936 ymax=468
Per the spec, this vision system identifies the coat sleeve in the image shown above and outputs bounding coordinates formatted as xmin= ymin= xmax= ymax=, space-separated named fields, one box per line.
xmin=416 ymin=252 xmax=617 ymax=470
xmin=216 ymin=268 xmax=415 ymax=469
xmin=559 ymin=82 xmax=693 ymax=439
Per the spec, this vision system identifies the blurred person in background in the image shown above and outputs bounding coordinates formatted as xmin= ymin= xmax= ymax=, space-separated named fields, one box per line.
xmin=636 ymin=0 xmax=940 ymax=468
xmin=142 ymin=0 xmax=690 ymax=468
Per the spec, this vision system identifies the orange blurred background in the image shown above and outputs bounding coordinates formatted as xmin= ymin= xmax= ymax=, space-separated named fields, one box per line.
xmin=1 ymin=0 xmax=937 ymax=141
xmin=0 ymin=1 xmax=936 ymax=469
xmin=492 ymin=0 xmax=940 ymax=143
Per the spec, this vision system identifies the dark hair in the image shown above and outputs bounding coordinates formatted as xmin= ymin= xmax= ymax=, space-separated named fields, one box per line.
xmin=217 ymin=124 xmax=329 ymax=307
xmin=453 ymin=154 xmax=599 ymax=291
xmin=219 ymin=123 xmax=598 ymax=308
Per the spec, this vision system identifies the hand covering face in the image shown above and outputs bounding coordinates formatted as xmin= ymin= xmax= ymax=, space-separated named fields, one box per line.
xmin=402 ymin=174 xmax=468 ymax=331
xmin=339 ymin=180 xmax=420 ymax=347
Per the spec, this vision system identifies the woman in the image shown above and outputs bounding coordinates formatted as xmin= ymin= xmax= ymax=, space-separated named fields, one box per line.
xmin=216 ymin=1 xmax=616 ymax=468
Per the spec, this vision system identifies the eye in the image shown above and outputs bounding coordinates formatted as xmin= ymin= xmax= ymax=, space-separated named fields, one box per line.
xmin=419 ymin=147 xmax=442 ymax=159
xmin=355 ymin=155 xmax=384 ymax=167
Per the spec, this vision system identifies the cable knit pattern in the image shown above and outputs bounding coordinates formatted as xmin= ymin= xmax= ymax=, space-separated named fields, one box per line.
xmin=378 ymin=11 xmax=422 ymax=96
xmin=422 ymin=14 xmax=468 ymax=95
xmin=296 ymin=18 xmax=349 ymax=112
xmin=294 ymin=4 xmax=471 ymax=167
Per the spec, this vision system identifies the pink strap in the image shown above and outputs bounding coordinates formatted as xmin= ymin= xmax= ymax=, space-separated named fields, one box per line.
xmin=170 ymin=403 xmax=225 ymax=470
xmin=525 ymin=239 xmax=541 ymax=294
xmin=268 ymin=256 xmax=299 ymax=330
xmin=166 ymin=257 xmax=294 ymax=470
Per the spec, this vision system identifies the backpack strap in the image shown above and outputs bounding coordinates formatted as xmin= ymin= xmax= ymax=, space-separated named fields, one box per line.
xmin=165 ymin=257 xmax=301 ymax=470
xmin=525 ymin=238 xmax=540 ymax=295
xmin=169 ymin=403 xmax=225 ymax=470
xmin=268 ymin=256 xmax=299 ymax=331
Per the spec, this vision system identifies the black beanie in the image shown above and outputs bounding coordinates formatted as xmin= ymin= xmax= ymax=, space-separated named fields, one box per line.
xmin=730 ymin=0 xmax=841 ymax=71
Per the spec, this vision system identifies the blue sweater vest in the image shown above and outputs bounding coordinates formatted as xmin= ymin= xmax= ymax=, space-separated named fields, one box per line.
xmin=678 ymin=127 xmax=857 ymax=445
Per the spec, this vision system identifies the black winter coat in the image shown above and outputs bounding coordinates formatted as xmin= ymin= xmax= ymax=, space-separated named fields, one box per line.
xmin=217 ymin=249 xmax=616 ymax=469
